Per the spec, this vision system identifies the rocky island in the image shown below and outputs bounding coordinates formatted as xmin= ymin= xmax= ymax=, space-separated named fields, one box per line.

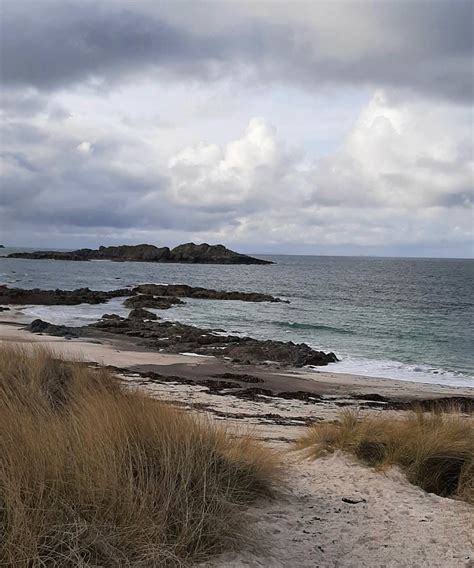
xmin=7 ymin=242 xmax=272 ymax=265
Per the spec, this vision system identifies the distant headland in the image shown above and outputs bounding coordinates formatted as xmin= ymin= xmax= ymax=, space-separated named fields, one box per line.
xmin=7 ymin=242 xmax=273 ymax=265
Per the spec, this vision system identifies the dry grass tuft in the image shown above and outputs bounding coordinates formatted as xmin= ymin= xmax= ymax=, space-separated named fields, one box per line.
xmin=0 ymin=345 xmax=279 ymax=566
xmin=296 ymin=409 xmax=473 ymax=503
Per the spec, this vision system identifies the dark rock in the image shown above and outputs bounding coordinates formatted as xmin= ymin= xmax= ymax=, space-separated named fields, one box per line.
xmin=168 ymin=242 xmax=272 ymax=264
xmin=133 ymin=284 xmax=287 ymax=303
xmin=341 ymin=497 xmax=367 ymax=505
xmin=222 ymin=340 xmax=338 ymax=367
xmin=0 ymin=306 xmax=10 ymax=311
xmin=8 ymin=242 xmax=273 ymax=265
xmin=128 ymin=308 xmax=159 ymax=320
xmin=101 ymin=313 xmax=123 ymax=320
xmin=0 ymin=285 xmax=130 ymax=306
xmin=26 ymin=319 xmax=82 ymax=338
xmin=90 ymin=315 xmax=338 ymax=367
xmin=123 ymin=294 xmax=185 ymax=310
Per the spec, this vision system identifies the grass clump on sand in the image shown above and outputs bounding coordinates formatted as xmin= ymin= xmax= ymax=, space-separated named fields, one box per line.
xmin=0 ymin=345 xmax=279 ymax=567
xmin=296 ymin=409 xmax=473 ymax=503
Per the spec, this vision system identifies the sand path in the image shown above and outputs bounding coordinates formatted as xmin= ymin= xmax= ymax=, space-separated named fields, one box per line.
xmin=204 ymin=452 xmax=473 ymax=568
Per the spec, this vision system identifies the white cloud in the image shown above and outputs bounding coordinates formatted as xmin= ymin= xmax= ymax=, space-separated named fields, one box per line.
xmin=165 ymin=91 xmax=473 ymax=250
xmin=76 ymin=141 xmax=93 ymax=154
xmin=311 ymin=91 xmax=473 ymax=209
xmin=169 ymin=117 xmax=299 ymax=208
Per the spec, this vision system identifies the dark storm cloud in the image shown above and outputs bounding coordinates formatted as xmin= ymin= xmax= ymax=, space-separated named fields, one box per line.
xmin=0 ymin=133 xmax=239 ymax=233
xmin=1 ymin=0 xmax=472 ymax=102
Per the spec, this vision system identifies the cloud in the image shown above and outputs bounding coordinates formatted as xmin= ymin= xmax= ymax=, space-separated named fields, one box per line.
xmin=0 ymin=1 xmax=472 ymax=255
xmin=169 ymin=117 xmax=299 ymax=209
xmin=309 ymin=91 xmax=474 ymax=209
xmin=0 ymin=115 xmax=241 ymax=242
xmin=2 ymin=90 xmax=471 ymax=252
xmin=1 ymin=0 xmax=472 ymax=102
xmin=77 ymin=141 xmax=93 ymax=154
xmin=165 ymin=95 xmax=473 ymax=249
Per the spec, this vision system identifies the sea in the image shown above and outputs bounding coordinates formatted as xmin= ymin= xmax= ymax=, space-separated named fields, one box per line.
xmin=1 ymin=248 xmax=473 ymax=388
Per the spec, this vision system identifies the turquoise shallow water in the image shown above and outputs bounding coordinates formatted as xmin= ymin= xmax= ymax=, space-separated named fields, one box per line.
xmin=1 ymin=249 xmax=473 ymax=387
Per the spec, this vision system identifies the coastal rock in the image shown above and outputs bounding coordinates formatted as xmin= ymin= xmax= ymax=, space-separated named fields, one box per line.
xmin=123 ymin=294 xmax=185 ymax=310
xmin=168 ymin=242 xmax=271 ymax=264
xmin=90 ymin=317 xmax=338 ymax=367
xmin=223 ymin=340 xmax=338 ymax=367
xmin=127 ymin=308 xmax=159 ymax=320
xmin=26 ymin=319 xmax=82 ymax=338
xmin=0 ymin=284 xmax=284 ymax=307
xmin=0 ymin=285 xmax=130 ymax=306
xmin=0 ymin=306 xmax=10 ymax=311
xmin=133 ymin=284 xmax=287 ymax=303
xmin=7 ymin=242 xmax=273 ymax=265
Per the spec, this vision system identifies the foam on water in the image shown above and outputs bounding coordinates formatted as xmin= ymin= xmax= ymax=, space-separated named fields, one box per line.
xmin=323 ymin=354 xmax=472 ymax=388
xmin=22 ymin=298 xmax=129 ymax=326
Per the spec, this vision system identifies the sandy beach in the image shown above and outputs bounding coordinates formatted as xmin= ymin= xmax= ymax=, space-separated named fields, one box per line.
xmin=1 ymin=319 xmax=473 ymax=567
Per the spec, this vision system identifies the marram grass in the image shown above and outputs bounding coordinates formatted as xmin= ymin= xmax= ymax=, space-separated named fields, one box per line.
xmin=0 ymin=345 xmax=280 ymax=566
xmin=296 ymin=409 xmax=473 ymax=503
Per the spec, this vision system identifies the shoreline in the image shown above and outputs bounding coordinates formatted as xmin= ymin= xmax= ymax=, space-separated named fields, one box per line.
xmin=1 ymin=320 xmax=472 ymax=403
xmin=2 ymin=301 xmax=473 ymax=390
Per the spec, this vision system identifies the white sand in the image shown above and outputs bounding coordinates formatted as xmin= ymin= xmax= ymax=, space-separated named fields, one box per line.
xmin=1 ymin=321 xmax=473 ymax=567
xmin=203 ymin=452 xmax=473 ymax=568
xmin=0 ymin=322 xmax=209 ymax=368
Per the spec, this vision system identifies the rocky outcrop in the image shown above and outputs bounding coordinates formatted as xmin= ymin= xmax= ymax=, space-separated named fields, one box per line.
xmin=0 ymin=284 xmax=286 ymax=308
xmin=26 ymin=315 xmax=337 ymax=367
xmin=168 ymin=243 xmax=271 ymax=264
xmin=123 ymin=294 xmax=185 ymax=310
xmin=133 ymin=284 xmax=288 ymax=303
xmin=7 ymin=242 xmax=273 ymax=265
xmin=26 ymin=319 xmax=82 ymax=338
xmin=127 ymin=308 xmax=159 ymax=321
xmin=0 ymin=285 xmax=130 ymax=306
xmin=89 ymin=317 xmax=338 ymax=367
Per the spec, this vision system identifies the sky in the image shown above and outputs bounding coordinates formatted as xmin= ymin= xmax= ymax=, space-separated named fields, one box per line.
xmin=0 ymin=0 xmax=473 ymax=257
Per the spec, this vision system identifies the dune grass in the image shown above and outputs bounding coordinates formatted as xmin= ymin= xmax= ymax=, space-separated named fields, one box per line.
xmin=0 ymin=345 xmax=280 ymax=566
xmin=296 ymin=409 xmax=473 ymax=503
